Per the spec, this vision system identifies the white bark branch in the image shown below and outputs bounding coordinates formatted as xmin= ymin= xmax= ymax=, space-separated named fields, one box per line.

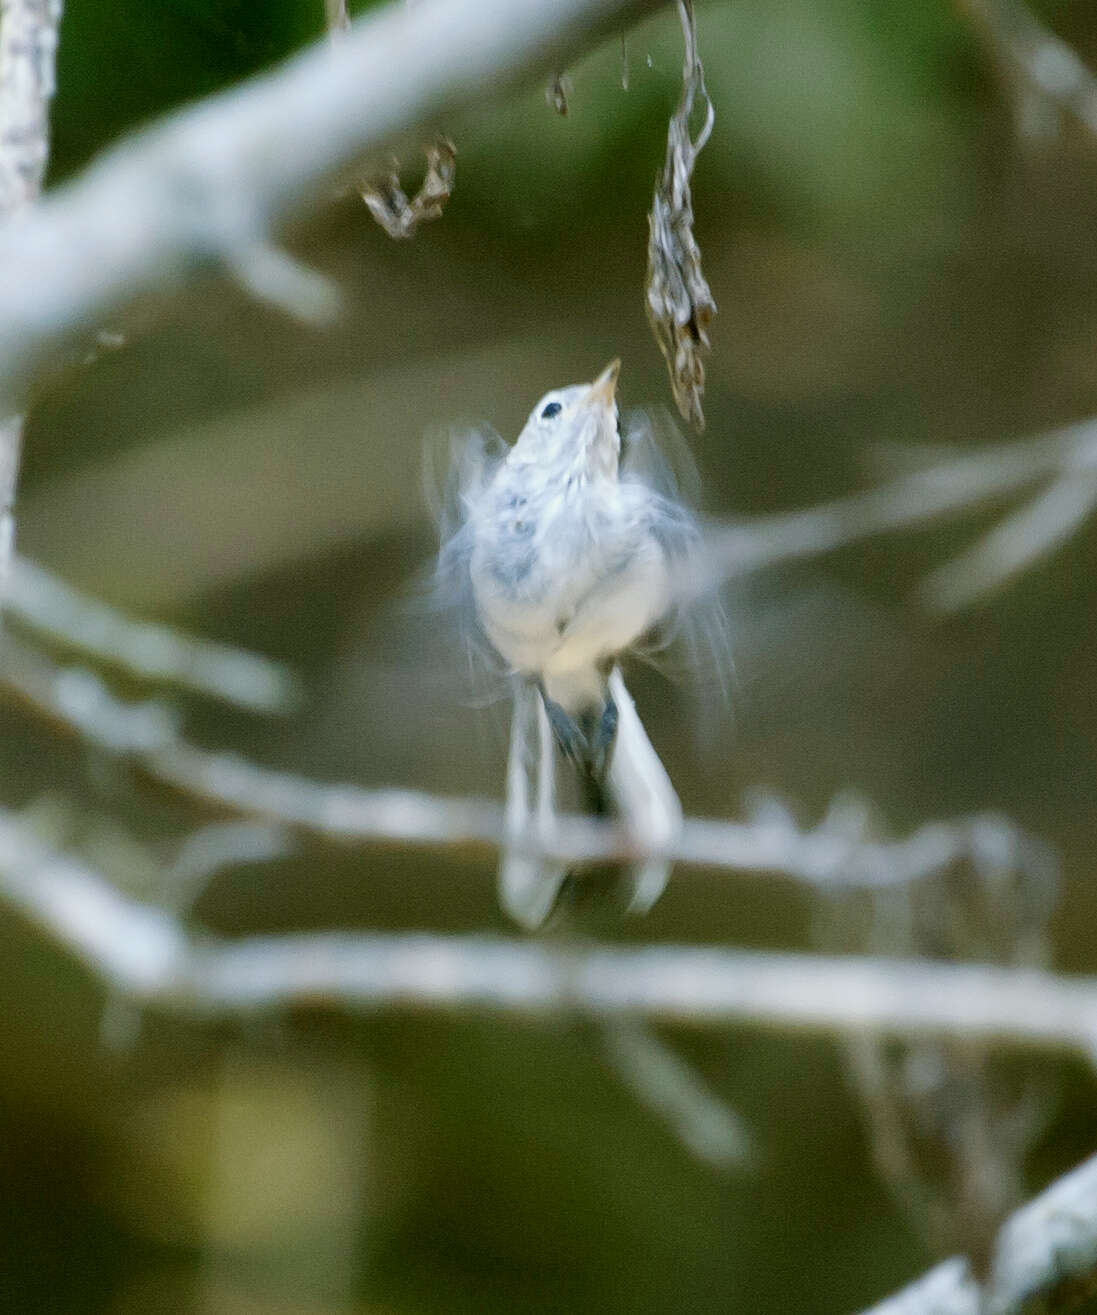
xmin=602 ymin=1018 xmax=754 ymax=1169
xmin=955 ymin=0 xmax=1097 ymax=141
xmin=0 ymin=773 xmax=1086 ymax=1305
xmin=0 ymin=0 xmax=60 ymax=215
xmin=862 ymin=1152 xmax=1097 ymax=1314
xmin=706 ymin=414 xmax=1097 ymax=611
xmin=0 ymin=0 xmax=61 ymax=597
xmin=0 ymin=632 xmax=1055 ymax=894
xmin=709 ymin=416 xmax=1097 ymax=583
xmin=0 ymin=0 xmax=659 ymax=410
xmin=0 ymin=801 xmax=1086 ymax=1055
xmin=0 ymin=793 xmax=1092 ymax=1309
xmin=7 ymin=554 xmax=299 ymax=712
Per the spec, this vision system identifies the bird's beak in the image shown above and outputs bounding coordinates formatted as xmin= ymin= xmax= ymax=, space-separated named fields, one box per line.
xmin=584 ymin=358 xmax=621 ymax=409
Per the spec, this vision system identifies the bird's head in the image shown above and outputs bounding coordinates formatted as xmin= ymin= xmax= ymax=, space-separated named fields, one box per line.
xmin=510 ymin=358 xmax=621 ymax=480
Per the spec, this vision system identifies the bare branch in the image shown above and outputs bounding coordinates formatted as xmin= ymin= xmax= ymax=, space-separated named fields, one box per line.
xmin=601 ymin=1018 xmax=754 ymax=1169
xmin=0 ymin=799 xmax=1088 ymax=1059
xmin=324 ymin=0 xmax=351 ymax=37
xmin=955 ymin=0 xmax=1097 ymax=142
xmin=0 ymin=0 xmax=60 ymax=214
xmin=163 ymin=820 xmax=294 ymax=914
xmin=918 ymin=470 xmax=1097 ymax=614
xmin=861 ymin=1152 xmax=1097 ymax=1314
xmin=227 ymin=239 xmax=342 ymax=324
xmin=706 ymin=415 xmax=1097 ymax=605
xmin=0 ymin=415 xmax=20 ymax=597
xmin=0 ymin=0 xmax=664 ymax=409
xmin=0 ymin=633 xmax=1056 ymax=894
xmin=7 ymin=555 xmax=300 ymax=713
xmin=0 ymin=0 xmax=62 ymax=598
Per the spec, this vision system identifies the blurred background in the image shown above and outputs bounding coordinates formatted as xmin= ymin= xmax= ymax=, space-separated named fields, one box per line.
xmin=4 ymin=0 xmax=1097 ymax=1310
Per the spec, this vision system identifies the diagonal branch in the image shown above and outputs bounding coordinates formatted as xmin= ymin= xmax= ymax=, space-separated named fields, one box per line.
xmin=705 ymin=414 xmax=1097 ymax=609
xmin=0 ymin=0 xmax=662 ymax=411
xmin=955 ymin=0 xmax=1097 ymax=142
xmin=861 ymin=1151 xmax=1097 ymax=1314
xmin=6 ymin=554 xmax=299 ymax=712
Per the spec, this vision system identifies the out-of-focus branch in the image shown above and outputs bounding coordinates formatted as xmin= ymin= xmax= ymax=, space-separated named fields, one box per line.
xmin=860 ymin=1152 xmax=1097 ymax=1315
xmin=13 ymin=413 xmax=1096 ymax=718
xmin=0 ymin=0 xmax=661 ymax=409
xmin=324 ymin=0 xmax=350 ymax=35
xmin=602 ymin=1018 xmax=754 ymax=1169
xmin=0 ymin=0 xmax=62 ymax=598
xmin=708 ymin=415 xmax=1097 ymax=611
xmin=0 ymin=801 xmax=1090 ymax=1054
xmin=0 ymin=787 xmax=1090 ymax=1307
xmin=956 ymin=0 xmax=1097 ymax=141
xmin=0 ymin=632 xmax=1056 ymax=893
xmin=7 ymin=555 xmax=299 ymax=712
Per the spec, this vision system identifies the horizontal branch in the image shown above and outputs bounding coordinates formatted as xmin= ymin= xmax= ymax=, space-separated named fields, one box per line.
xmin=0 ymin=632 xmax=1056 ymax=893
xmin=0 ymin=0 xmax=659 ymax=408
xmin=0 ymin=796 xmax=1093 ymax=1309
xmin=0 ymin=802 xmax=1087 ymax=1056
xmin=862 ymin=1151 xmax=1097 ymax=1314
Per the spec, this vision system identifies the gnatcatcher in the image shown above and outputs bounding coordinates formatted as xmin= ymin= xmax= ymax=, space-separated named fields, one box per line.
xmin=436 ymin=359 xmax=719 ymax=928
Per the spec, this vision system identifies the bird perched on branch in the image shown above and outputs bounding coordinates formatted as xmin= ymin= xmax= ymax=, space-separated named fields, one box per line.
xmin=434 ymin=359 xmax=723 ymax=928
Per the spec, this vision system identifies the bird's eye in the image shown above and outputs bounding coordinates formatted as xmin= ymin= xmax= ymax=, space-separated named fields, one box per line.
xmin=540 ymin=401 xmax=562 ymax=420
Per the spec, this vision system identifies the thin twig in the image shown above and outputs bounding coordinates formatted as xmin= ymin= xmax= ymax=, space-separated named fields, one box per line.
xmin=918 ymin=469 xmax=1097 ymax=614
xmin=706 ymin=415 xmax=1097 ymax=603
xmin=955 ymin=0 xmax=1097 ymax=141
xmin=7 ymin=555 xmax=300 ymax=713
xmin=324 ymin=0 xmax=350 ymax=36
xmin=601 ymin=1018 xmax=754 ymax=1169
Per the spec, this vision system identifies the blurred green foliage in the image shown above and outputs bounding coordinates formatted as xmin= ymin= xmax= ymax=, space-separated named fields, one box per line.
xmin=52 ymin=0 xmax=321 ymax=176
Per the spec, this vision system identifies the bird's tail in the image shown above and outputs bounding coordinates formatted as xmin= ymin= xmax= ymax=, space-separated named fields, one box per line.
xmin=498 ymin=679 xmax=569 ymax=929
xmin=498 ymin=667 xmax=682 ymax=930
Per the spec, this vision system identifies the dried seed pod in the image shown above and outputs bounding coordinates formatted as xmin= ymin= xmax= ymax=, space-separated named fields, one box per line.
xmin=360 ymin=136 xmax=457 ymax=240
xmin=645 ymin=0 xmax=716 ymax=432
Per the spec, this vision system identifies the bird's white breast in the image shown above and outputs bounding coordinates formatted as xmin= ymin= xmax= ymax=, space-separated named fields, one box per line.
xmin=468 ymin=463 xmax=670 ymax=682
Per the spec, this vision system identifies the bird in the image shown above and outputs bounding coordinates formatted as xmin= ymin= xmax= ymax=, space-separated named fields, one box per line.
xmin=435 ymin=359 xmax=720 ymax=928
